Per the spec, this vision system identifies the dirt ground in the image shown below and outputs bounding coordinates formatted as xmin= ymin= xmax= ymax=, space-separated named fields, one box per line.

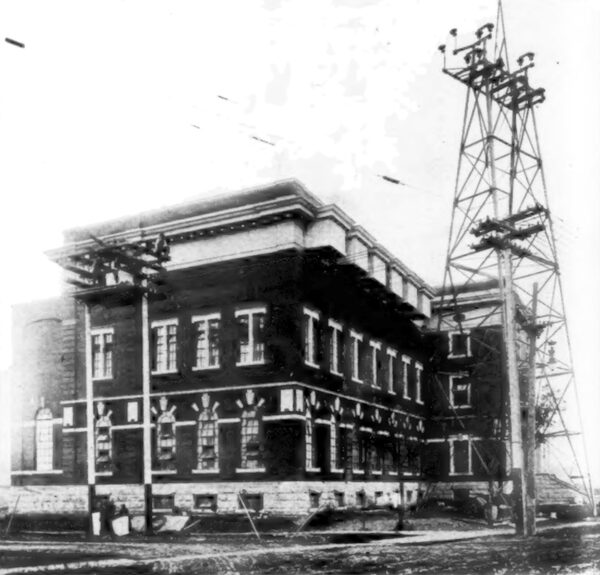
xmin=0 ymin=520 xmax=598 ymax=574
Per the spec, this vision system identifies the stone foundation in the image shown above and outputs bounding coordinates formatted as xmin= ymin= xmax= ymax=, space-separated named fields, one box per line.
xmin=8 ymin=480 xmax=424 ymax=516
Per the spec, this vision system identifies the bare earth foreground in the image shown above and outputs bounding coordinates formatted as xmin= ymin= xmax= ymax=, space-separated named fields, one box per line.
xmin=0 ymin=521 xmax=599 ymax=574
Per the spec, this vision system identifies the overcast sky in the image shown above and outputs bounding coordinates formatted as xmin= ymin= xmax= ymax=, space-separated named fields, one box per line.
xmin=0 ymin=0 xmax=598 ymax=484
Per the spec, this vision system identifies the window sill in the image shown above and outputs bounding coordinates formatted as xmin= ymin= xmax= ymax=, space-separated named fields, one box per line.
xmin=449 ymin=472 xmax=473 ymax=476
xmin=192 ymin=468 xmax=220 ymax=474
xmin=236 ymin=361 xmax=266 ymax=367
xmin=416 ymin=400 xmax=424 ymax=405
xmin=403 ymin=395 xmax=411 ymax=401
xmin=351 ymin=378 xmax=363 ymax=384
xmin=330 ymin=370 xmax=343 ymax=377
xmin=192 ymin=365 xmax=221 ymax=372
xmin=388 ymin=391 xmax=396 ymax=395
xmin=306 ymin=467 xmax=321 ymax=473
xmin=352 ymin=469 xmax=365 ymax=475
xmin=92 ymin=377 xmax=113 ymax=383
xmin=11 ymin=470 xmax=63 ymax=476
xmin=152 ymin=370 xmax=179 ymax=376
xmin=372 ymin=470 xmax=382 ymax=475
xmin=95 ymin=471 xmax=113 ymax=477
xmin=448 ymin=354 xmax=470 ymax=359
xmin=330 ymin=467 xmax=345 ymax=474
xmin=304 ymin=361 xmax=320 ymax=370
xmin=236 ymin=467 xmax=266 ymax=473
xmin=152 ymin=469 xmax=177 ymax=475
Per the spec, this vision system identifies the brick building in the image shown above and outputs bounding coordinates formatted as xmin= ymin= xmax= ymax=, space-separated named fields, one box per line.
xmin=11 ymin=180 xmax=445 ymax=518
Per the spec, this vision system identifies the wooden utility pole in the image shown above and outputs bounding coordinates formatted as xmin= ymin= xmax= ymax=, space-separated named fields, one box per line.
xmin=524 ymin=283 xmax=539 ymax=535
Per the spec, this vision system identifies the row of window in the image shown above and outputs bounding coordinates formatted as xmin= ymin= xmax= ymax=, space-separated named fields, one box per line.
xmin=91 ymin=306 xmax=266 ymax=380
xmin=303 ymin=307 xmax=424 ymax=401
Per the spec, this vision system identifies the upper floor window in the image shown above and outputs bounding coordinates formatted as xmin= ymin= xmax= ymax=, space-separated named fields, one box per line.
xmin=303 ymin=307 xmax=320 ymax=368
xmin=386 ymin=348 xmax=397 ymax=394
xmin=35 ymin=407 xmax=53 ymax=472
xmin=401 ymin=355 xmax=411 ymax=399
xmin=369 ymin=340 xmax=382 ymax=388
xmin=449 ymin=330 xmax=471 ymax=358
xmin=91 ymin=327 xmax=113 ymax=380
xmin=235 ymin=307 xmax=266 ymax=365
xmin=95 ymin=403 xmax=112 ymax=471
xmin=152 ymin=319 xmax=178 ymax=374
xmin=450 ymin=375 xmax=471 ymax=409
xmin=192 ymin=313 xmax=221 ymax=370
xmin=415 ymin=362 xmax=424 ymax=404
xmin=328 ymin=319 xmax=343 ymax=376
xmin=350 ymin=330 xmax=363 ymax=383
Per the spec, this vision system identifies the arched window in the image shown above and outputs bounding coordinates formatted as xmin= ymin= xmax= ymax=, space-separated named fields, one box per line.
xmin=156 ymin=411 xmax=176 ymax=469
xmin=197 ymin=410 xmax=218 ymax=471
xmin=35 ymin=408 xmax=53 ymax=472
xmin=95 ymin=413 xmax=112 ymax=471
xmin=240 ymin=407 xmax=261 ymax=469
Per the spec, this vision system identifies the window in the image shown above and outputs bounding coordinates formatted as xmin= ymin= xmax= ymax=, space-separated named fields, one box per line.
xmin=197 ymin=411 xmax=218 ymax=470
xmin=401 ymin=355 xmax=411 ymax=399
xmin=450 ymin=375 xmax=471 ymax=409
xmin=334 ymin=491 xmax=346 ymax=507
xmin=356 ymin=491 xmax=366 ymax=508
xmin=35 ymin=408 xmax=53 ymax=472
xmin=153 ymin=494 xmax=174 ymax=511
xmin=239 ymin=492 xmax=263 ymax=512
xmin=194 ymin=494 xmax=217 ymax=512
xmin=305 ymin=414 xmax=317 ymax=470
xmin=369 ymin=341 xmax=381 ymax=387
xmin=415 ymin=362 xmax=424 ymax=404
xmin=63 ymin=406 xmax=74 ymax=427
xmin=240 ymin=408 xmax=262 ymax=469
xmin=95 ymin=417 xmax=112 ymax=471
xmin=387 ymin=348 xmax=397 ymax=394
xmin=309 ymin=491 xmax=321 ymax=509
xmin=450 ymin=437 xmax=472 ymax=475
xmin=350 ymin=330 xmax=363 ymax=383
xmin=127 ymin=401 xmax=139 ymax=423
xmin=156 ymin=412 xmax=176 ymax=468
xmin=303 ymin=307 xmax=320 ymax=367
xmin=192 ymin=313 xmax=221 ymax=370
xmin=152 ymin=319 xmax=178 ymax=373
xmin=235 ymin=307 xmax=266 ymax=365
xmin=328 ymin=319 xmax=343 ymax=376
xmin=449 ymin=330 xmax=471 ymax=358
xmin=91 ymin=328 xmax=113 ymax=380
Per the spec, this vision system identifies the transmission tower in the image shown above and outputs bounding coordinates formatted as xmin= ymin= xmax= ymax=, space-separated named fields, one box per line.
xmin=436 ymin=2 xmax=593 ymax=533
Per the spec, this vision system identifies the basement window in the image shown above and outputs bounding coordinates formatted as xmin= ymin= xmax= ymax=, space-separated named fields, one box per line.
xmin=153 ymin=494 xmax=174 ymax=511
xmin=356 ymin=491 xmax=366 ymax=508
xmin=194 ymin=494 xmax=217 ymax=512
xmin=239 ymin=493 xmax=263 ymax=512
xmin=449 ymin=331 xmax=471 ymax=358
xmin=309 ymin=491 xmax=321 ymax=509
xmin=334 ymin=491 xmax=346 ymax=507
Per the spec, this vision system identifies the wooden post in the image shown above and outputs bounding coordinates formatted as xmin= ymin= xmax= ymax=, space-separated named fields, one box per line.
xmin=141 ymin=289 xmax=153 ymax=534
xmin=84 ymin=304 xmax=96 ymax=536
xmin=524 ymin=283 xmax=539 ymax=535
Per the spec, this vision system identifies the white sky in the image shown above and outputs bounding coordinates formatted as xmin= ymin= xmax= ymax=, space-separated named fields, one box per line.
xmin=0 ymin=0 xmax=598 ymax=485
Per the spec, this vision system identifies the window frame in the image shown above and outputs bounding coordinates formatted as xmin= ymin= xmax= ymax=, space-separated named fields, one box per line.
xmin=449 ymin=374 xmax=471 ymax=409
xmin=197 ymin=410 xmax=219 ymax=472
xmin=369 ymin=340 xmax=382 ymax=388
xmin=401 ymin=355 xmax=411 ymax=399
xmin=91 ymin=327 xmax=114 ymax=381
xmin=328 ymin=319 xmax=343 ymax=376
xmin=35 ymin=408 xmax=54 ymax=472
xmin=449 ymin=436 xmax=473 ymax=475
xmin=303 ymin=307 xmax=320 ymax=369
xmin=415 ymin=361 xmax=424 ymax=404
xmin=235 ymin=306 xmax=267 ymax=366
xmin=151 ymin=318 xmax=179 ymax=375
xmin=191 ymin=312 xmax=222 ymax=371
xmin=448 ymin=330 xmax=472 ymax=359
xmin=350 ymin=330 xmax=364 ymax=383
xmin=386 ymin=348 xmax=397 ymax=394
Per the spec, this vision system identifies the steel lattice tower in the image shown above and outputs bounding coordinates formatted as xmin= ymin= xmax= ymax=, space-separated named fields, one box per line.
xmin=436 ymin=4 xmax=593 ymax=531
